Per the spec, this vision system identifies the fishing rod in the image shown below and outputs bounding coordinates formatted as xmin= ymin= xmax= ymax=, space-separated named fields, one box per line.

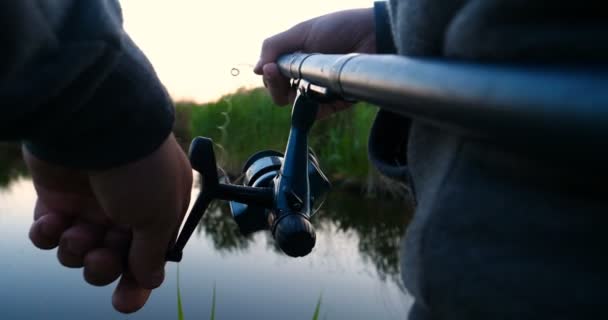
xmin=277 ymin=53 xmax=608 ymax=150
xmin=167 ymin=52 xmax=608 ymax=261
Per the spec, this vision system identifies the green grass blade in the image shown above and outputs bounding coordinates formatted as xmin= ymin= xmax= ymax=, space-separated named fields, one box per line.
xmin=177 ymin=266 xmax=185 ymax=320
xmin=312 ymin=293 xmax=323 ymax=320
xmin=209 ymin=283 xmax=216 ymax=320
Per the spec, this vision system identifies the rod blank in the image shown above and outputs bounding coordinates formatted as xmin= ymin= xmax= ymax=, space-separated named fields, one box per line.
xmin=278 ymin=53 xmax=608 ymax=148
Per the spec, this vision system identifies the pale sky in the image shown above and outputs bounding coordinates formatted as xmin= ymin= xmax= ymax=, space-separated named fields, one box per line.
xmin=120 ymin=0 xmax=373 ymax=103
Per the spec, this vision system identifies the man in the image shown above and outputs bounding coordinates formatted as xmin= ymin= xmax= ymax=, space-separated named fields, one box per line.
xmin=255 ymin=1 xmax=608 ymax=319
xmin=1 ymin=1 xmax=191 ymax=313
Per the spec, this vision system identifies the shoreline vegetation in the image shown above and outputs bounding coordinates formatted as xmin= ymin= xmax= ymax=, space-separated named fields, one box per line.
xmin=175 ymin=87 xmax=409 ymax=199
xmin=1 ymin=87 xmax=409 ymax=199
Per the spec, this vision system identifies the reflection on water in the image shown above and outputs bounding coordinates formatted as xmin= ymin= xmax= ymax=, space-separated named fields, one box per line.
xmin=199 ymin=178 xmax=413 ymax=285
xmin=198 ymin=200 xmax=256 ymax=253
xmin=320 ymin=191 xmax=412 ymax=284
xmin=0 ymin=144 xmax=413 ymax=319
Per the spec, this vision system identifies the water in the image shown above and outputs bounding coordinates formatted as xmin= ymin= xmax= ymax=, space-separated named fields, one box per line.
xmin=0 ymin=146 xmax=413 ymax=319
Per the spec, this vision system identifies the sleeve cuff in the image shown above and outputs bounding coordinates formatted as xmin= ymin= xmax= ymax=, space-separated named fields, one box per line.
xmin=25 ymin=35 xmax=175 ymax=171
xmin=374 ymin=1 xmax=397 ymax=54
xmin=368 ymin=110 xmax=411 ymax=183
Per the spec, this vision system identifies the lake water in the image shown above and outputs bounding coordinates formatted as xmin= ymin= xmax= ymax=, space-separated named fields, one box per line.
xmin=0 ymin=146 xmax=414 ymax=319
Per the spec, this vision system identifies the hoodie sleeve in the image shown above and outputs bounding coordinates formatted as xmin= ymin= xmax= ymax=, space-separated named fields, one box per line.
xmin=0 ymin=0 xmax=174 ymax=170
xmin=367 ymin=1 xmax=412 ymax=186
xmin=373 ymin=1 xmax=397 ymax=54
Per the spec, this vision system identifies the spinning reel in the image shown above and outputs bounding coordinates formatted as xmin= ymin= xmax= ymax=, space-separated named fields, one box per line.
xmin=167 ymin=81 xmax=331 ymax=261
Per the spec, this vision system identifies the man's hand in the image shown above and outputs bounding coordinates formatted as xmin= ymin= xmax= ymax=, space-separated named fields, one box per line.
xmin=25 ymin=134 xmax=192 ymax=313
xmin=254 ymin=8 xmax=376 ymax=117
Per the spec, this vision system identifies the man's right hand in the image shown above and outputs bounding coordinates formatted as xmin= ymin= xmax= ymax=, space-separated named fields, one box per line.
xmin=26 ymin=134 xmax=192 ymax=313
xmin=254 ymin=8 xmax=376 ymax=117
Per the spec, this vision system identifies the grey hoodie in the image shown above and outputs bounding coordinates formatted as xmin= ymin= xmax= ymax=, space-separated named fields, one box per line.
xmin=370 ymin=1 xmax=608 ymax=319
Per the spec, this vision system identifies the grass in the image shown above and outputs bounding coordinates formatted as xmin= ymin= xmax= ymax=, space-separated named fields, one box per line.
xmin=175 ymin=88 xmax=381 ymax=188
xmin=176 ymin=282 xmax=323 ymax=320
xmin=312 ymin=293 xmax=323 ymax=320
xmin=177 ymin=269 xmax=216 ymax=320
xmin=210 ymin=284 xmax=216 ymax=320
xmin=177 ymin=266 xmax=184 ymax=320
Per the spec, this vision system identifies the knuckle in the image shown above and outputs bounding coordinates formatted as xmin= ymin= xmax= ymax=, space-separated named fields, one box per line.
xmin=261 ymin=37 xmax=274 ymax=51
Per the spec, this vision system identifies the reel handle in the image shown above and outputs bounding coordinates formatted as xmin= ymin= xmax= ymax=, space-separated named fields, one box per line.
xmin=270 ymin=93 xmax=319 ymax=257
xmin=166 ymin=138 xmax=218 ymax=262
xmin=166 ymin=138 xmax=274 ymax=262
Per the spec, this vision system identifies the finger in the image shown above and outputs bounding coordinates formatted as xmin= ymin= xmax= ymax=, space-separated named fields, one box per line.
xmin=263 ymin=63 xmax=292 ymax=106
xmin=57 ymin=223 xmax=105 ymax=268
xmin=112 ymin=272 xmax=152 ymax=314
xmin=128 ymin=224 xmax=172 ymax=289
xmin=84 ymin=248 xmax=123 ymax=286
xmin=29 ymin=213 xmax=72 ymax=250
xmin=254 ymin=21 xmax=310 ymax=74
xmin=104 ymin=226 xmax=132 ymax=259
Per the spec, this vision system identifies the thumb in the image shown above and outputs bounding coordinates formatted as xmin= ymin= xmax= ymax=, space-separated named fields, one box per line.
xmin=128 ymin=222 xmax=175 ymax=289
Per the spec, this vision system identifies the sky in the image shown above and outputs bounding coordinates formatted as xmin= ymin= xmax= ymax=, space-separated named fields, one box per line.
xmin=120 ymin=0 xmax=373 ymax=103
